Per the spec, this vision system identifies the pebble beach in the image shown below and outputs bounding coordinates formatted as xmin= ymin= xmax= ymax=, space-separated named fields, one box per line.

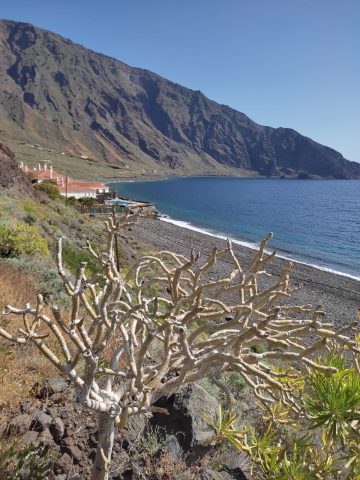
xmin=131 ymin=217 xmax=360 ymax=328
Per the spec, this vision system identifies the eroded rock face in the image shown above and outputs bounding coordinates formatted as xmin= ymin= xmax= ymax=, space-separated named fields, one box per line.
xmin=0 ymin=19 xmax=359 ymax=179
xmin=0 ymin=141 xmax=35 ymax=196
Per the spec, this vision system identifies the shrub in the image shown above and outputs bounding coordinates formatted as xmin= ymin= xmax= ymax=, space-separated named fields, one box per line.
xmin=305 ymin=353 xmax=360 ymax=445
xmin=5 ymin=256 xmax=70 ymax=306
xmin=141 ymin=425 xmax=166 ymax=455
xmin=34 ymin=181 xmax=62 ymax=200
xmin=206 ymin=352 xmax=360 ymax=479
xmin=65 ymin=196 xmax=78 ymax=207
xmin=0 ymin=221 xmax=48 ymax=258
xmin=62 ymin=240 xmax=101 ymax=276
xmin=78 ymin=196 xmax=97 ymax=208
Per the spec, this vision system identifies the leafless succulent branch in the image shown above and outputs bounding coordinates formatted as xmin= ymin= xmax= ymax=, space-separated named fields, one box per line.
xmin=1 ymin=211 xmax=359 ymax=480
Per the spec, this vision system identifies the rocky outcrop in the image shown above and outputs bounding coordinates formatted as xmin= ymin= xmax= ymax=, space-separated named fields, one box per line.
xmin=150 ymin=384 xmax=218 ymax=459
xmin=0 ymin=19 xmax=359 ymax=179
xmin=0 ymin=141 xmax=35 ymax=196
xmin=2 ymin=381 xmax=249 ymax=479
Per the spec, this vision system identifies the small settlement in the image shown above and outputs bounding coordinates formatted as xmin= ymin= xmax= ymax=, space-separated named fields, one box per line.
xmin=20 ymin=161 xmax=155 ymax=215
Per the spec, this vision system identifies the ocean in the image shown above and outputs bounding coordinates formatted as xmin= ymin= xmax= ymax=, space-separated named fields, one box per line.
xmin=109 ymin=177 xmax=360 ymax=280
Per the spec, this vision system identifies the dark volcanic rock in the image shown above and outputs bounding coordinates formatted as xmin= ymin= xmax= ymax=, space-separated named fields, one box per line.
xmin=54 ymin=452 xmax=74 ymax=474
xmin=61 ymin=437 xmax=83 ymax=463
xmin=0 ymin=141 xmax=35 ymax=195
xmin=0 ymin=19 xmax=359 ymax=179
xmin=8 ymin=413 xmax=33 ymax=434
xmin=49 ymin=417 xmax=65 ymax=444
xmin=35 ymin=376 xmax=69 ymax=399
xmin=30 ymin=410 xmax=53 ymax=431
xmin=149 ymin=384 xmax=217 ymax=460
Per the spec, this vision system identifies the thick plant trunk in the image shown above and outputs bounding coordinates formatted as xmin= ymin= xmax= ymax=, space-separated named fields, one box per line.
xmin=91 ymin=412 xmax=115 ymax=480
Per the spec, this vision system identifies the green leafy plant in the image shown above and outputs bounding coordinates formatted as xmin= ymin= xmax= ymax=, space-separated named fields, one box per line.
xmin=207 ymin=353 xmax=360 ymax=480
xmin=205 ymin=404 xmax=249 ymax=451
xmin=65 ymin=196 xmax=78 ymax=207
xmin=0 ymin=221 xmax=48 ymax=258
xmin=305 ymin=354 xmax=360 ymax=445
xmin=62 ymin=240 xmax=101 ymax=276
xmin=227 ymin=372 xmax=246 ymax=394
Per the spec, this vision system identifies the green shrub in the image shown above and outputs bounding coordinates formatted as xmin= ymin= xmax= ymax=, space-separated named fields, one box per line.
xmin=305 ymin=353 xmax=360 ymax=444
xmin=227 ymin=372 xmax=246 ymax=394
xmin=65 ymin=196 xmax=78 ymax=207
xmin=78 ymin=196 xmax=97 ymax=207
xmin=6 ymin=256 xmax=70 ymax=306
xmin=210 ymin=352 xmax=360 ymax=479
xmin=0 ymin=221 xmax=49 ymax=258
xmin=62 ymin=241 xmax=101 ymax=276
xmin=34 ymin=181 xmax=62 ymax=200
xmin=0 ymin=440 xmax=54 ymax=480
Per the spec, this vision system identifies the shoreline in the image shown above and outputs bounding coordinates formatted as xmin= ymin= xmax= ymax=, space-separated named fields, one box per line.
xmin=130 ymin=217 xmax=360 ymax=328
xmin=111 ymin=177 xmax=360 ymax=281
xmin=160 ymin=216 xmax=360 ymax=282
xmin=106 ymin=173 xmax=357 ymax=183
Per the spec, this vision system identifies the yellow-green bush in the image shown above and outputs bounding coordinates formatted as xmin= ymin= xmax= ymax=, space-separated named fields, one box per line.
xmin=34 ymin=181 xmax=62 ymax=200
xmin=0 ymin=221 xmax=49 ymax=258
xmin=206 ymin=351 xmax=360 ymax=479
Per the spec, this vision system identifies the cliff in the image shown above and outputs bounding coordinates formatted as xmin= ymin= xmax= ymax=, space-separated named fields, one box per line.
xmin=0 ymin=19 xmax=359 ymax=179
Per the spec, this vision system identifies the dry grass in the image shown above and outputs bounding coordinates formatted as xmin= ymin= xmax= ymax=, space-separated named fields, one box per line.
xmin=0 ymin=262 xmax=59 ymax=416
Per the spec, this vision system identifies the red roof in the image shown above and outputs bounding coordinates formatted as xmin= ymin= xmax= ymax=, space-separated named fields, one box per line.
xmin=20 ymin=165 xmax=108 ymax=193
xmin=58 ymin=181 xmax=108 ymax=193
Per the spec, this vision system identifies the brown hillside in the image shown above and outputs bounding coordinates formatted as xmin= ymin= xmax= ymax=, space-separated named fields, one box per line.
xmin=0 ymin=19 xmax=359 ymax=179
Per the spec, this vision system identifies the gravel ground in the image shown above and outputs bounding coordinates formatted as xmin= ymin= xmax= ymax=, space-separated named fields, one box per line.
xmin=130 ymin=217 xmax=360 ymax=328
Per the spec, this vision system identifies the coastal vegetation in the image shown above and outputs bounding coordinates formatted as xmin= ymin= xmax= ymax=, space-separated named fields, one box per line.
xmin=206 ymin=352 xmax=360 ymax=479
xmin=0 ymin=200 xmax=359 ymax=479
xmin=0 ymin=140 xmax=359 ymax=479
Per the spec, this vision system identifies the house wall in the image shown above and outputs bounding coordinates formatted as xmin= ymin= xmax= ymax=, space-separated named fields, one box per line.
xmin=60 ymin=191 xmax=97 ymax=199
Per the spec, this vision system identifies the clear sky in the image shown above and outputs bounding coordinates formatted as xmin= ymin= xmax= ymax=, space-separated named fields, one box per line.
xmin=1 ymin=0 xmax=359 ymax=161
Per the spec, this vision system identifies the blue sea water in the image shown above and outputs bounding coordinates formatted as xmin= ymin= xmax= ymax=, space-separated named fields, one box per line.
xmin=110 ymin=178 xmax=360 ymax=280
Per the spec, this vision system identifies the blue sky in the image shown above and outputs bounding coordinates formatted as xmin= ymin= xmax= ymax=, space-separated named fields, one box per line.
xmin=1 ymin=0 xmax=359 ymax=160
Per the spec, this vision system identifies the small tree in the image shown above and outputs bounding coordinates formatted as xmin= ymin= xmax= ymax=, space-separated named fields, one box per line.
xmin=78 ymin=196 xmax=97 ymax=208
xmin=0 ymin=212 xmax=359 ymax=480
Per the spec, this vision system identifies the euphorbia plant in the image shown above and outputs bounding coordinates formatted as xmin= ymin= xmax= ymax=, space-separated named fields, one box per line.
xmin=1 ymin=211 xmax=359 ymax=480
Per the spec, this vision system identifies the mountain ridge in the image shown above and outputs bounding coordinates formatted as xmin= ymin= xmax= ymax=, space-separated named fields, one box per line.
xmin=0 ymin=19 xmax=359 ymax=179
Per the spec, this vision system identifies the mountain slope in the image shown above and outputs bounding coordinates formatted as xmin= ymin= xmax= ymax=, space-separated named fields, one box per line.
xmin=0 ymin=19 xmax=359 ymax=179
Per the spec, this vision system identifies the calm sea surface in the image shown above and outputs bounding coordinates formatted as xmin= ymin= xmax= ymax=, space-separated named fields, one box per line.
xmin=110 ymin=178 xmax=360 ymax=279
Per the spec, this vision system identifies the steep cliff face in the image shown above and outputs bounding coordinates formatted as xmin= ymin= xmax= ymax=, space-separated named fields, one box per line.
xmin=0 ymin=19 xmax=359 ymax=179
